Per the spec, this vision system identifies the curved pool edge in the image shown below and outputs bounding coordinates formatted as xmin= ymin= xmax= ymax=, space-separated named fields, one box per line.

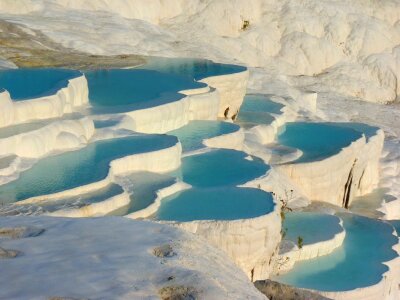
xmin=120 ymin=87 xmax=220 ymax=133
xmin=14 ymin=139 xmax=183 ymax=205
xmin=158 ymin=204 xmax=281 ymax=282
xmin=46 ymin=190 xmax=131 ymax=218
xmin=274 ymin=216 xmax=346 ymax=274
xmin=200 ymin=68 xmax=249 ymax=119
xmin=0 ymin=117 xmax=95 ymax=158
xmin=0 ymin=73 xmax=89 ymax=128
xmin=315 ymin=243 xmax=400 ymax=300
xmin=202 ymin=125 xmax=245 ymax=151
xmin=275 ymin=127 xmax=385 ymax=207
xmin=125 ymin=180 xmax=191 ymax=219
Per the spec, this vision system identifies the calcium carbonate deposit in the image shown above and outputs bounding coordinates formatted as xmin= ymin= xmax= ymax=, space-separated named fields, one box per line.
xmin=0 ymin=1 xmax=399 ymax=299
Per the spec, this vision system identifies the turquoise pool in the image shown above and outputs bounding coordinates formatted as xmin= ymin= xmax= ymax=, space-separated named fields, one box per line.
xmin=240 ymin=94 xmax=284 ymax=115
xmin=0 ymin=135 xmax=178 ymax=203
xmin=275 ymin=213 xmax=398 ymax=291
xmin=178 ymin=149 xmax=269 ymax=187
xmin=0 ymin=68 xmax=81 ymax=100
xmin=86 ymin=69 xmax=205 ymax=112
xmin=93 ymin=119 xmax=120 ymax=129
xmin=334 ymin=122 xmax=379 ymax=141
xmin=283 ymin=212 xmax=343 ymax=245
xmin=277 ymin=122 xmax=363 ymax=163
xmin=168 ymin=121 xmax=240 ymax=152
xmin=142 ymin=57 xmax=247 ymax=81
xmin=155 ymin=187 xmax=275 ymax=221
xmin=237 ymin=94 xmax=283 ymax=127
xmin=124 ymin=171 xmax=177 ymax=214
xmin=237 ymin=111 xmax=276 ymax=128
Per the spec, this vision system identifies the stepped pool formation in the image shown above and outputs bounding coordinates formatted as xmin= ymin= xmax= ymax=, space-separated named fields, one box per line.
xmin=168 ymin=120 xmax=240 ymax=152
xmin=156 ymin=187 xmax=275 ymax=221
xmin=0 ymin=135 xmax=178 ymax=203
xmin=0 ymin=56 xmax=398 ymax=300
xmin=237 ymin=94 xmax=284 ymax=127
xmin=178 ymin=149 xmax=269 ymax=187
xmin=142 ymin=57 xmax=247 ymax=81
xmin=277 ymin=122 xmax=363 ymax=163
xmin=283 ymin=212 xmax=343 ymax=246
xmin=0 ymin=68 xmax=82 ymax=100
xmin=86 ymin=68 xmax=206 ymax=112
xmin=274 ymin=214 xmax=398 ymax=295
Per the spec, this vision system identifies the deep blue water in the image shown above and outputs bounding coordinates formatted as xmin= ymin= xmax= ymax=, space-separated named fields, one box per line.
xmin=0 ymin=135 xmax=178 ymax=203
xmin=142 ymin=57 xmax=247 ymax=80
xmin=93 ymin=119 xmax=121 ymax=129
xmin=156 ymin=187 xmax=275 ymax=221
xmin=390 ymin=220 xmax=400 ymax=235
xmin=275 ymin=214 xmax=398 ymax=291
xmin=85 ymin=69 xmax=205 ymax=112
xmin=334 ymin=122 xmax=379 ymax=141
xmin=168 ymin=121 xmax=240 ymax=152
xmin=0 ymin=68 xmax=81 ymax=100
xmin=283 ymin=212 xmax=343 ymax=245
xmin=178 ymin=149 xmax=269 ymax=187
xmin=278 ymin=122 xmax=363 ymax=163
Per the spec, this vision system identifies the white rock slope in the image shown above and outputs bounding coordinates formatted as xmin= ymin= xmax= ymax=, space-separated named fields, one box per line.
xmin=0 ymin=216 xmax=266 ymax=300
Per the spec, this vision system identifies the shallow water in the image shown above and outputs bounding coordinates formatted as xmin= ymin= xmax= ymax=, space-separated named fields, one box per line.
xmin=278 ymin=122 xmax=363 ymax=163
xmin=36 ymin=184 xmax=124 ymax=213
xmin=168 ymin=121 xmax=239 ymax=152
xmin=0 ymin=122 xmax=47 ymax=139
xmin=283 ymin=212 xmax=343 ymax=245
xmin=0 ymin=135 xmax=178 ymax=203
xmin=237 ymin=94 xmax=283 ymax=127
xmin=349 ymin=188 xmax=388 ymax=218
xmin=0 ymin=68 xmax=81 ymax=100
xmin=142 ymin=57 xmax=246 ymax=80
xmin=156 ymin=187 xmax=274 ymax=221
xmin=275 ymin=213 xmax=398 ymax=291
xmin=240 ymin=94 xmax=284 ymax=115
xmin=237 ymin=111 xmax=276 ymax=128
xmin=179 ymin=149 xmax=269 ymax=187
xmin=121 ymin=171 xmax=177 ymax=214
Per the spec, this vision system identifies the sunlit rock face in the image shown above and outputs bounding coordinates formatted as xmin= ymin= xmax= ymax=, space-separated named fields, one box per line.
xmin=274 ymin=214 xmax=399 ymax=300
xmin=145 ymin=149 xmax=282 ymax=281
xmin=0 ymin=3 xmax=397 ymax=297
xmin=1 ymin=0 xmax=398 ymax=103
xmin=276 ymin=122 xmax=384 ymax=207
xmin=84 ymin=60 xmax=248 ymax=133
xmin=0 ymin=216 xmax=266 ymax=300
xmin=0 ymin=117 xmax=94 ymax=158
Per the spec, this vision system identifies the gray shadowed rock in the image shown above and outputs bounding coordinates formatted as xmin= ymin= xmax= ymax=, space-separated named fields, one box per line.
xmin=254 ymin=279 xmax=331 ymax=300
xmin=0 ymin=247 xmax=21 ymax=258
xmin=0 ymin=226 xmax=45 ymax=239
xmin=153 ymin=244 xmax=175 ymax=258
xmin=48 ymin=297 xmax=89 ymax=300
xmin=158 ymin=285 xmax=197 ymax=300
